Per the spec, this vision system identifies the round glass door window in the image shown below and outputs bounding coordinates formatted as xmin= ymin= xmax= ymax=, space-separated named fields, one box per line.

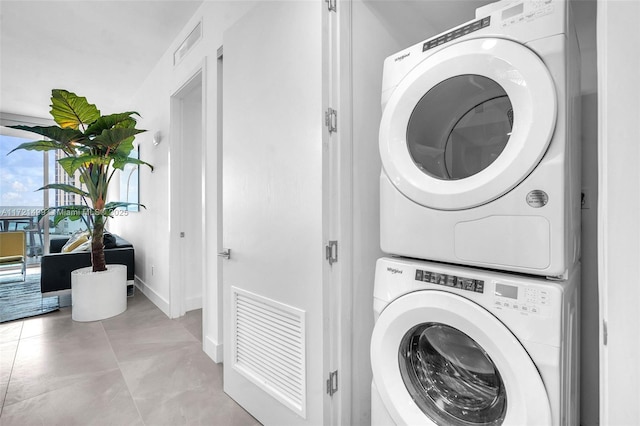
xmin=406 ymin=75 xmax=513 ymax=180
xmin=399 ymin=322 xmax=507 ymax=425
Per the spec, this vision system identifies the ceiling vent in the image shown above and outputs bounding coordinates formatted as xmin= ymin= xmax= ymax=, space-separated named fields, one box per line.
xmin=174 ymin=21 xmax=202 ymax=66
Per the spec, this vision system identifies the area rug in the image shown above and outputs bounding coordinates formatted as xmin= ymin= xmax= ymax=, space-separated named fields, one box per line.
xmin=0 ymin=273 xmax=59 ymax=323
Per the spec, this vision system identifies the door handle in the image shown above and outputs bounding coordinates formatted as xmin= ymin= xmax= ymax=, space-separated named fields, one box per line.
xmin=218 ymin=249 xmax=231 ymax=259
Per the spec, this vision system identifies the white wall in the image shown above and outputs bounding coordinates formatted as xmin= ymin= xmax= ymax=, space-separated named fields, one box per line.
xmin=597 ymin=1 xmax=640 ymax=425
xmin=111 ymin=1 xmax=256 ymax=362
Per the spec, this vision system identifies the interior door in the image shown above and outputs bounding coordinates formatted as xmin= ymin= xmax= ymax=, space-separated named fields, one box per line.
xmin=221 ymin=2 xmax=326 ymax=425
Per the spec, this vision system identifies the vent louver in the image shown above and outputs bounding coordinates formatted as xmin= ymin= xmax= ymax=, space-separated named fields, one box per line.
xmin=232 ymin=287 xmax=306 ymax=417
xmin=173 ymin=21 xmax=202 ymax=65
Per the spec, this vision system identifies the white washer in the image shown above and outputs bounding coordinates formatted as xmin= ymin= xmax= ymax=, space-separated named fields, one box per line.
xmin=379 ymin=0 xmax=581 ymax=278
xmin=370 ymin=257 xmax=579 ymax=426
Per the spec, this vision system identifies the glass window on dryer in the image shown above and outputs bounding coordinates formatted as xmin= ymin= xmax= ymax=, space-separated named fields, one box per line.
xmin=406 ymin=75 xmax=513 ymax=181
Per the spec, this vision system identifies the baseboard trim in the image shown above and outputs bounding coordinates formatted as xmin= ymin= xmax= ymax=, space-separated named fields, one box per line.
xmin=134 ymin=275 xmax=170 ymax=317
xmin=204 ymin=335 xmax=223 ymax=363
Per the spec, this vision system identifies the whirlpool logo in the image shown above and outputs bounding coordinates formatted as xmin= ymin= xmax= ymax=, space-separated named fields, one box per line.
xmin=394 ymin=52 xmax=410 ymax=62
xmin=387 ymin=267 xmax=403 ymax=275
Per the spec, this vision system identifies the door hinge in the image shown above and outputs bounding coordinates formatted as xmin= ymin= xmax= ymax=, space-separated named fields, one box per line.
xmin=603 ymin=320 xmax=608 ymax=346
xmin=325 ymin=108 xmax=337 ymax=134
xmin=325 ymin=0 xmax=337 ymax=12
xmin=325 ymin=240 xmax=338 ymax=265
xmin=326 ymin=370 xmax=338 ymax=396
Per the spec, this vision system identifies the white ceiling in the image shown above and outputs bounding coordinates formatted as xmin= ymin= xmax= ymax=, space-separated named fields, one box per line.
xmin=0 ymin=0 xmax=203 ymax=120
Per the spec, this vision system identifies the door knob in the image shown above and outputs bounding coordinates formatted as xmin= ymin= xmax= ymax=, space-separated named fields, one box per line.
xmin=218 ymin=249 xmax=231 ymax=259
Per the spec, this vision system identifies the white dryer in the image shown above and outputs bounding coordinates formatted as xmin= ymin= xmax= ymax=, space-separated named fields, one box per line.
xmin=370 ymin=257 xmax=579 ymax=426
xmin=379 ymin=0 xmax=581 ymax=278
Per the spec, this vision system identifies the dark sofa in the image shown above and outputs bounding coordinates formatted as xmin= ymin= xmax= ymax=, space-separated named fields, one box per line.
xmin=40 ymin=234 xmax=135 ymax=294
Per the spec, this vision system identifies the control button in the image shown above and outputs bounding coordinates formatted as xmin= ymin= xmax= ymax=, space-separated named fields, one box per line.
xmin=454 ymin=278 xmax=463 ymax=289
xmin=503 ymin=302 xmax=510 ymax=308
xmin=512 ymin=304 xmax=519 ymax=310
xmin=531 ymin=307 xmax=539 ymax=314
xmin=522 ymin=306 xmax=529 ymax=312
xmin=438 ymin=274 xmax=447 ymax=285
xmin=463 ymin=280 xmax=475 ymax=292
xmin=495 ymin=301 xmax=502 ymax=306
xmin=446 ymin=275 xmax=456 ymax=287
xmin=430 ymin=274 xmax=438 ymax=284
xmin=474 ymin=280 xmax=484 ymax=293
xmin=415 ymin=270 xmax=423 ymax=281
xmin=422 ymin=271 xmax=431 ymax=283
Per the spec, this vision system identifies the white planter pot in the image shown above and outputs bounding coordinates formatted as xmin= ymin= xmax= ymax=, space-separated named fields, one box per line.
xmin=71 ymin=264 xmax=127 ymax=322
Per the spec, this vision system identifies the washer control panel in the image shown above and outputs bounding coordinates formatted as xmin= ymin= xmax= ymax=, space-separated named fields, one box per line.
xmin=493 ymin=282 xmax=551 ymax=315
xmin=422 ymin=16 xmax=491 ymax=52
xmin=415 ymin=269 xmax=485 ymax=294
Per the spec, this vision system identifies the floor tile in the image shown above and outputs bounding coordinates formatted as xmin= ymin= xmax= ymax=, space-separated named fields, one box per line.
xmin=4 ymin=321 xmax=117 ymax=406
xmin=101 ymin=295 xmax=170 ymax=333
xmin=0 ymin=368 xmax=143 ymax=426
xmin=175 ymin=308 xmax=203 ymax=342
xmin=120 ymin=345 xmax=256 ymax=425
xmin=0 ymin=321 xmax=23 ymax=343
xmin=0 ymin=338 xmax=19 ymax=409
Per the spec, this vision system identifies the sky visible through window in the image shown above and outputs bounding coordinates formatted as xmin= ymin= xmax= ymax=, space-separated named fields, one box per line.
xmin=0 ymin=133 xmax=51 ymax=208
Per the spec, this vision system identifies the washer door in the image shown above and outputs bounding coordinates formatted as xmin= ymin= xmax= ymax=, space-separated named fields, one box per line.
xmin=379 ymin=38 xmax=557 ymax=210
xmin=370 ymin=291 xmax=552 ymax=425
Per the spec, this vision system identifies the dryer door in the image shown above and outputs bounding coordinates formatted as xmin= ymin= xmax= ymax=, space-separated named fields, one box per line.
xmin=370 ymin=290 xmax=552 ymax=425
xmin=379 ymin=38 xmax=556 ymax=210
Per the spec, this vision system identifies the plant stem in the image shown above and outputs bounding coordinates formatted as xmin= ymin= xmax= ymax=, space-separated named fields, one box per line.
xmin=91 ymin=215 xmax=107 ymax=272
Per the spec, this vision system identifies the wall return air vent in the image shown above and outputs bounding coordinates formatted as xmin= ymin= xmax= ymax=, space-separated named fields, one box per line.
xmin=174 ymin=21 xmax=202 ymax=65
xmin=232 ymin=286 xmax=307 ymax=418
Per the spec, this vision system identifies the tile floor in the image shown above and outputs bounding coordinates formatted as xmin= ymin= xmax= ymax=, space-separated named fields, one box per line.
xmin=0 ymin=292 xmax=261 ymax=425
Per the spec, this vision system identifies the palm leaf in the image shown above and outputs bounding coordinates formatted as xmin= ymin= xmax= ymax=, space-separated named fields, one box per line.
xmin=7 ymin=139 xmax=65 ymax=154
xmin=6 ymin=126 xmax=84 ymax=153
xmin=50 ymin=89 xmax=100 ymax=129
xmin=58 ymin=155 xmax=109 ymax=177
xmin=93 ymin=128 xmax=145 ymax=151
xmin=112 ymin=155 xmax=154 ymax=171
xmin=104 ymin=201 xmax=147 ymax=211
xmin=85 ymin=112 xmax=139 ymax=135
xmin=37 ymin=183 xmax=90 ymax=198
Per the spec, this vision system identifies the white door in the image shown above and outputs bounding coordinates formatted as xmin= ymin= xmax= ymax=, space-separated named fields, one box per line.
xmin=221 ymin=2 xmax=326 ymax=425
xmin=371 ymin=290 xmax=551 ymax=425
xmin=379 ymin=38 xmax=557 ymax=210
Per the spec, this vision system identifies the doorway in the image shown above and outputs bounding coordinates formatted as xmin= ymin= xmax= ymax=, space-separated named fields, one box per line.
xmin=169 ymin=68 xmax=205 ymax=320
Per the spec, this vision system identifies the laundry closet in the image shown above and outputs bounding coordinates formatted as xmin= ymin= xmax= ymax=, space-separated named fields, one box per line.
xmin=344 ymin=1 xmax=597 ymax=425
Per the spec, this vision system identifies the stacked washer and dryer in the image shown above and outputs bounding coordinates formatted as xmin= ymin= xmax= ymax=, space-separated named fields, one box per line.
xmin=371 ymin=1 xmax=581 ymax=425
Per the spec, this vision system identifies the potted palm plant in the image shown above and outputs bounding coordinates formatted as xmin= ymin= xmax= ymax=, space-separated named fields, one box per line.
xmin=9 ymin=89 xmax=152 ymax=321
